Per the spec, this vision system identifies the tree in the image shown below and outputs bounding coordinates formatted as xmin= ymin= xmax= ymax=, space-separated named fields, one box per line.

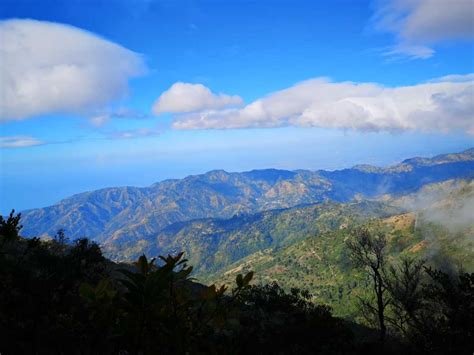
xmin=385 ymin=257 xmax=426 ymax=338
xmin=346 ymin=227 xmax=389 ymax=343
xmin=419 ymin=268 xmax=474 ymax=354
xmin=0 ymin=209 xmax=22 ymax=248
xmin=385 ymin=259 xmax=474 ymax=354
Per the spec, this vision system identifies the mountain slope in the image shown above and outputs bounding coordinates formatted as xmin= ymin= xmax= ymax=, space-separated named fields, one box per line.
xmin=19 ymin=148 xmax=474 ymax=245
xmin=200 ymin=179 xmax=474 ymax=317
xmin=104 ymin=200 xmax=403 ymax=274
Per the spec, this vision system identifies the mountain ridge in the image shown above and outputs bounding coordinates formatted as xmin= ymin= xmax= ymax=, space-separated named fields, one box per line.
xmin=18 ymin=148 xmax=474 ymax=245
xmin=24 ymin=147 xmax=474 ymax=208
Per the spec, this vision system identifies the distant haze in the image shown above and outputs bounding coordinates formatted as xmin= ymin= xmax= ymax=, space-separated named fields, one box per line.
xmin=1 ymin=134 xmax=472 ymax=214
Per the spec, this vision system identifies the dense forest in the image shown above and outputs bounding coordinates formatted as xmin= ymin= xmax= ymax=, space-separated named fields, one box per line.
xmin=1 ymin=210 xmax=472 ymax=354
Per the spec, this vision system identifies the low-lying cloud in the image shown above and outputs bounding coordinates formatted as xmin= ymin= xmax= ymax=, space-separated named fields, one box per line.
xmin=395 ymin=180 xmax=474 ymax=231
xmin=171 ymin=75 xmax=474 ymax=134
xmin=0 ymin=19 xmax=145 ymax=121
xmin=153 ymin=82 xmax=243 ymax=114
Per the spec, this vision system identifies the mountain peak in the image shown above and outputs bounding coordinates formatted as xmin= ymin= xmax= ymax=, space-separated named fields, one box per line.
xmin=401 ymin=147 xmax=474 ymax=167
xmin=352 ymin=164 xmax=382 ymax=173
xmin=242 ymin=169 xmax=296 ymax=183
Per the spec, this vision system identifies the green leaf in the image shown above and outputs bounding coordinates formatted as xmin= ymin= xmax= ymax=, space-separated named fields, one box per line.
xmin=217 ymin=285 xmax=228 ymax=296
xmin=79 ymin=283 xmax=95 ymax=301
xmin=236 ymin=274 xmax=243 ymax=288
xmin=200 ymin=285 xmax=217 ymax=300
xmin=243 ymin=271 xmax=254 ymax=286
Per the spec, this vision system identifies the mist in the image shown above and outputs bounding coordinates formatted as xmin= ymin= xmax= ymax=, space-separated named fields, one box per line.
xmin=395 ymin=179 xmax=474 ymax=232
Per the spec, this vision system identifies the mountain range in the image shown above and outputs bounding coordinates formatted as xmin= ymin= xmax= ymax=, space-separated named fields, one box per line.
xmin=20 ymin=148 xmax=474 ymax=244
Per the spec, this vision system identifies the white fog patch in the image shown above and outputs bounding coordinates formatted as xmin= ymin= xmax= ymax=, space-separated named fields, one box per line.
xmin=396 ymin=180 xmax=474 ymax=231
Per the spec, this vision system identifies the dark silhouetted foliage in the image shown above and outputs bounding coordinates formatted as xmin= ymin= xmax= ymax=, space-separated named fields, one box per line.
xmin=0 ymin=210 xmax=472 ymax=354
xmin=386 ymin=260 xmax=474 ymax=354
xmin=346 ymin=227 xmax=389 ymax=343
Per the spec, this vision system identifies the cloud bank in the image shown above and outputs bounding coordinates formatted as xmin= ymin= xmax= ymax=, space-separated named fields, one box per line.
xmin=0 ymin=136 xmax=44 ymax=148
xmin=0 ymin=19 xmax=145 ymax=121
xmin=170 ymin=75 xmax=474 ymax=134
xmin=153 ymin=82 xmax=243 ymax=114
xmin=373 ymin=0 xmax=474 ymax=59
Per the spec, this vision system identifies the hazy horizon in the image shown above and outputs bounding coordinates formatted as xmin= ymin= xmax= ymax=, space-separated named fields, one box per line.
xmin=2 ymin=141 xmax=472 ymax=214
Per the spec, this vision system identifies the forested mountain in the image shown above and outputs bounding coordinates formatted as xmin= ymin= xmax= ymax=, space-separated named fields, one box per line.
xmin=102 ymin=178 xmax=473 ymax=314
xmin=20 ymin=148 xmax=474 ymax=245
xmin=202 ymin=179 xmax=474 ymax=318
xmin=104 ymin=200 xmax=403 ymax=273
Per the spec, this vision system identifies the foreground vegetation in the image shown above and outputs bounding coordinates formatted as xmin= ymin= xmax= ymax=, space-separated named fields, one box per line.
xmin=1 ymin=210 xmax=472 ymax=354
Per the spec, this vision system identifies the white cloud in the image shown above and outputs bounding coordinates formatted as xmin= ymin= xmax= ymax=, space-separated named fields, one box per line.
xmin=153 ymin=82 xmax=243 ymax=114
xmin=383 ymin=44 xmax=434 ymax=60
xmin=89 ymin=107 xmax=149 ymax=126
xmin=0 ymin=19 xmax=145 ymax=121
xmin=0 ymin=136 xmax=44 ymax=148
xmin=108 ymin=128 xmax=161 ymax=139
xmin=373 ymin=0 xmax=474 ymax=59
xmin=172 ymin=74 xmax=474 ymax=134
xmin=429 ymin=73 xmax=474 ymax=83
xmin=90 ymin=114 xmax=111 ymax=127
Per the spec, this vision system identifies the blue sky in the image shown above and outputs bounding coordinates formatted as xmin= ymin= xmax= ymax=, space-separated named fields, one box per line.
xmin=1 ymin=0 xmax=473 ymax=213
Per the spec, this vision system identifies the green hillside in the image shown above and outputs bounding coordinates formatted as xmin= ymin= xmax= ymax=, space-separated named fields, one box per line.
xmin=104 ymin=200 xmax=402 ymax=274
xmin=100 ymin=179 xmax=474 ymax=323
xmin=202 ymin=180 xmax=474 ymax=318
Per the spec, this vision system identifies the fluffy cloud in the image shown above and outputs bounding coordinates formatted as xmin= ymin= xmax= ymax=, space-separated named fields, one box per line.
xmin=172 ymin=75 xmax=474 ymax=134
xmin=153 ymin=82 xmax=243 ymax=114
xmin=0 ymin=136 xmax=44 ymax=148
xmin=373 ymin=0 xmax=474 ymax=59
xmin=0 ymin=19 xmax=145 ymax=121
